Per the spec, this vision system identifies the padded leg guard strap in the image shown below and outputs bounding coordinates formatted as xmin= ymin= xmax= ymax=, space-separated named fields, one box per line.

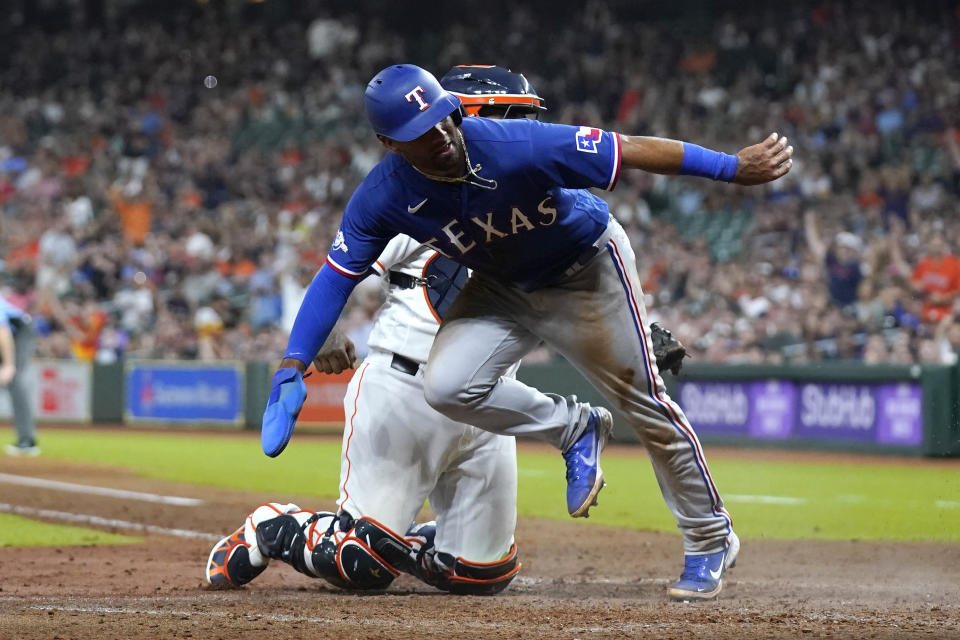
xmin=417 ymin=544 xmax=521 ymax=595
xmin=254 ymin=512 xmax=329 ymax=578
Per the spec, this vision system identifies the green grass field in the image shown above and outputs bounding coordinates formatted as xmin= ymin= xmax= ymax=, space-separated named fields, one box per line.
xmin=0 ymin=512 xmax=141 ymax=547
xmin=6 ymin=427 xmax=960 ymax=546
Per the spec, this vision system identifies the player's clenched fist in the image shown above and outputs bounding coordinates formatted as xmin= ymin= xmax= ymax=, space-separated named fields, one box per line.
xmin=733 ymin=132 xmax=793 ymax=186
xmin=313 ymin=330 xmax=358 ymax=374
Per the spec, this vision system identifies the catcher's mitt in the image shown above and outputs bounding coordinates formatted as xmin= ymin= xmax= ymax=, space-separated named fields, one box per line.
xmin=651 ymin=322 xmax=688 ymax=375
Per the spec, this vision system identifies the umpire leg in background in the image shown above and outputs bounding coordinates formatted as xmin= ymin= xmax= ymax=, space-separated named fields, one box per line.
xmin=3 ymin=318 xmax=38 ymax=457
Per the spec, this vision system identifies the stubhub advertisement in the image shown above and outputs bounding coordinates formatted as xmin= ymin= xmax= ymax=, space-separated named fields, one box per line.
xmin=126 ymin=362 xmax=243 ymax=425
xmin=677 ymin=379 xmax=923 ymax=448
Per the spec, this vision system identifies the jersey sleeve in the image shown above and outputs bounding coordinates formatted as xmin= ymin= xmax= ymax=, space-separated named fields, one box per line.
xmin=0 ymin=299 xmax=12 ymax=328
xmin=526 ymin=120 xmax=622 ymax=192
xmin=324 ymin=190 xmax=393 ymax=278
xmin=283 ymin=265 xmax=359 ymax=365
xmin=370 ymin=235 xmax=423 ymax=275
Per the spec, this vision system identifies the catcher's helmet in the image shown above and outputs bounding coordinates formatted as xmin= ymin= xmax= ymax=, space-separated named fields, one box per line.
xmin=364 ymin=64 xmax=462 ymax=142
xmin=439 ymin=65 xmax=546 ymax=119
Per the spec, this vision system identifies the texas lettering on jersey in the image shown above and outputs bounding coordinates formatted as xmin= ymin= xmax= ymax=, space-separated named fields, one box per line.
xmin=326 ymin=117 xmax=622 ymax=290
xmin=420 ymin=196 xmax=558 ymax=259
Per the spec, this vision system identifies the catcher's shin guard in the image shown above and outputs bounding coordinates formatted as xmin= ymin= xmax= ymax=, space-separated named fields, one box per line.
xmin=416 ymin=544 xmax=521 ymax=595
xmin=258 ymin=511 xmax=411 ymax=590
xmin=253 ymin=511 xmax=328 ymax=578
xmin=321 ymin=517 xmax=413 ymax=589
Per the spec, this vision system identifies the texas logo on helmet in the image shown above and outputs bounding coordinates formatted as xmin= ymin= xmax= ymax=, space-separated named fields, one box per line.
xmin=404 ymin=86 xmax=430 ymax=111
xmin=575 ymin=127 xmax=602 ymax=153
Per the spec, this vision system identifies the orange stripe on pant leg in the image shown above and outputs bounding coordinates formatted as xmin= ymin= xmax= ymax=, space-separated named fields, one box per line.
xmin=340 ymin=362 xmax=371 ymax=507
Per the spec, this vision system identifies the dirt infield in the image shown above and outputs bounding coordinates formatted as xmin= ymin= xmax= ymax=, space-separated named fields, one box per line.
xmin=1 ymin=450 xmax=958 ymax=639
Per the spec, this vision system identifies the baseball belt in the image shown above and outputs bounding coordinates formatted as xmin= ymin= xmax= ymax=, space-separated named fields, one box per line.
xmin=558 ymin=215 xmax=616 ymax=281
xmin=388 ymin=271 xmax=431 ymax=289
xmin=390 ymin=353 xmax=420 ymax=376
xmin=365 ymin=349 xmax=422 ymax=376
xmin=548 ymin=215 xmax=614 ymax=286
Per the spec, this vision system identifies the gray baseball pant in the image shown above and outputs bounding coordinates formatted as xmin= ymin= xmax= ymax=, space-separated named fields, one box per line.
xmin=5 ymin=323 xmax=36 ymax=446
xmin=424 ymin=218 xmax=731 ymax=553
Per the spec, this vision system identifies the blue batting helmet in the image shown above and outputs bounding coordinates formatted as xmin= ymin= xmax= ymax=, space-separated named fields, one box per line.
xmin=364 ymin=64 xmax=462 ymax=142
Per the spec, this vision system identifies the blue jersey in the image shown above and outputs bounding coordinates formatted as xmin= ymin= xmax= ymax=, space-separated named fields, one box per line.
xmin=326 ymin=117 xmax=622 ymax=291
xmin=0 ymin=295 xmax=25 ymax=329
xmin=283 ymin=117 xmax=622 ymax=364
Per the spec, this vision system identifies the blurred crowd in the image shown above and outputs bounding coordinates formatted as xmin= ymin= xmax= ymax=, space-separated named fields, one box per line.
xmin=1 ymin=0 xmax=959 ymax=366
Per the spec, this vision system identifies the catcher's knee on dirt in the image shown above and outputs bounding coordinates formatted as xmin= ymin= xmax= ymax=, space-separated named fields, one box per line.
xmin=416 ymin=544 xmax=521 ymax=595
xmin=257 ymin=512 xmax=412 ymax=590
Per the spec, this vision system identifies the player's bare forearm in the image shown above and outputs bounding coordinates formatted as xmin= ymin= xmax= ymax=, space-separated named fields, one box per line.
xmin=617 ymin=132 xmax=793 ymax=185
xmin=617 ymin=135 xmax=686 ymax=174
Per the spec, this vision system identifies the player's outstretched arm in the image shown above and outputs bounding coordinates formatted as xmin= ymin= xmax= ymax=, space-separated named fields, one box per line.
xmin=618 ymin=132 xmax=793 ymax=185
xmin=262 ymin=265 xmax=359 ymax=457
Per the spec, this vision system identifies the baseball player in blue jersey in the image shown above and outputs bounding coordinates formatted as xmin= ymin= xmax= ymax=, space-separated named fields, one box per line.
xmin=261 ymin=64 xmax=793 ymax=601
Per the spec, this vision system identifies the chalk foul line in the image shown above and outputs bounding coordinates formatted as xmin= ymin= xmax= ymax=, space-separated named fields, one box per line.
xmin=0 ymin=503 xmax=220 ymax=541
xmin=0 ymin=472 xmax=204 ymax=507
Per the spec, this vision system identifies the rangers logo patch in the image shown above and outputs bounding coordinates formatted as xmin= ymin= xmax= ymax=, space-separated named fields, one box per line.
xmin=332 ymin=229 xmax=349 ymax=253
xmin=575 ymin=126 xmax=602 ymax=153
xmin=405 ymin=86 xmax=430 ymax=111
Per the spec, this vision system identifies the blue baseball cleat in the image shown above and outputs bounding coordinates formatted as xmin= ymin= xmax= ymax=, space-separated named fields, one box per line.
xmin=563 ymin=407 xmax=613 ymax=518
xmin=667 ymin=531 xmax=740 ymax=602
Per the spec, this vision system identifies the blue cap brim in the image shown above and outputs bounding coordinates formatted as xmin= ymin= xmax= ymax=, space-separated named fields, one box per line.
xmin=379 ymin=93 xmax=462 ymax=142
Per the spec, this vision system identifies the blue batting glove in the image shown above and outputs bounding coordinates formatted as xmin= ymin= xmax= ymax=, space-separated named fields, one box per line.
xmin=261 ymin=367 xmax=307 ymax=457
